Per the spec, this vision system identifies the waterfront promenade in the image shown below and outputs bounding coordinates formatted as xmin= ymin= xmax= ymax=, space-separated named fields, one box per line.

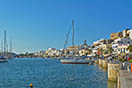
xmin=119 ymin=70 xmax=132 ymax=88
xmin=97 ymin=58 xmax=132 ymax=88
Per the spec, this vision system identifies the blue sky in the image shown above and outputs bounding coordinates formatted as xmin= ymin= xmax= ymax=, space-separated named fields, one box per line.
xmin=0 ymin=0 xmax=132 ymax=53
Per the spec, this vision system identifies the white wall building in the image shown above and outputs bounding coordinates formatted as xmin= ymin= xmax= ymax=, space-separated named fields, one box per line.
xmin=122 ymin=30 xmax=127 ymax=37
xmin=127 ymin=30 xmax=132 ymax=39
xmin=117 ymin=38 xmax=132 ymax=54
xmin=45 ymin=48 xmax=61 ymax=57
xmin=112 ymin=38 xmax=121 ymax=53
xmin=93 ymin=39 xmax=105 ymax=45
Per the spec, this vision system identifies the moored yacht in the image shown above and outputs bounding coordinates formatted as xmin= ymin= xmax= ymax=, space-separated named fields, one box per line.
xmin=60 ymin=58 xmax=90 ymax=64
xmin=0 ymin=30 xmax=9 ymax=62
xmin=0 ymin=56 xmax=8 ymax=62
xmin=60 ymin=20 xmax=90 ymax=64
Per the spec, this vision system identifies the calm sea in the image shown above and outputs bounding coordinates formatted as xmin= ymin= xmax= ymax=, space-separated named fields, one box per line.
xmin=0 ymin=58 xmax=116 ymax=88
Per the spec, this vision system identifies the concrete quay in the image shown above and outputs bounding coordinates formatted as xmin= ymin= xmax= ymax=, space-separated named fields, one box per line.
xmin=97 ymin=59 xmax=132 ymax=88
xmin=118 ymin=70 xmax=132 ymax=88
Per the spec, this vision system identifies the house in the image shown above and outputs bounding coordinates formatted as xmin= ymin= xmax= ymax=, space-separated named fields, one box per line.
xmin=79 ymin=49 xmax=90 ymax=56
xmin=112 ymin=38 xmax=121 ymax=53
xmin=122 ymin=29 xmax=128 ymax=38
xmin=44 ymin=48 xmax=62 ymax=57
xmin=127 ymin=29 xmax=132 ymax=39
xmin=110 ymin=32 xmax=122 ymax=40
xmin=67 ymin=46 xmax=80 ymax=55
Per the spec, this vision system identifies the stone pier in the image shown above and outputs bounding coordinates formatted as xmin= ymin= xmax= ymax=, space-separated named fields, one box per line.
xmin=99 ymin=59 xmax=103 ymax=66
xmin=95 ymin=60 xmax=99 ymax=64
xmin=102 ymin=60 xmax=108 ymax=69
xmin=108 ymin=63 xmax=120 ymax=81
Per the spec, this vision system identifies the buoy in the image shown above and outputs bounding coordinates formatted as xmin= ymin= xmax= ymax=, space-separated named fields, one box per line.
xmin=29 ymin=83 xmax=33 ymax=88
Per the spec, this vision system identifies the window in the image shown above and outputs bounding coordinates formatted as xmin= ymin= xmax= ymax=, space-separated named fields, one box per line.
xmin=124 ymin=48 xmax=125 ymax=53
xmin=120 ymin=41 xmax=123 ymax=44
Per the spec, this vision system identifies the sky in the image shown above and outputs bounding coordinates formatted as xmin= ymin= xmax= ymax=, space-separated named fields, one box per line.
xmin=0 ymin=0 xmax=132 ymax=53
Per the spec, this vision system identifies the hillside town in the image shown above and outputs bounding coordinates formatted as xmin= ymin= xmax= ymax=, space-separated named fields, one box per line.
xmin=18 ymin=28 xmax=132 ymax=63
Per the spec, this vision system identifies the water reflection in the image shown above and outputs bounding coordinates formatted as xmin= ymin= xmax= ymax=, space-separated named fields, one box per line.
xmin=98 ymin=65 xmax=107 ymax=72
xmin=107 ymin=80 xmax=117 ymax=88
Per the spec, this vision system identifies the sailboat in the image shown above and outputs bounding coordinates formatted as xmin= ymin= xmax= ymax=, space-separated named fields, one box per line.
xmin=7 ymin=39 xmax=14 ymax=59
xmin=0 ymin=30 xmax=8 ymax=62
xmin=0 ymin=56 xmax=8 ymax=62
xmin=60 ymin=20 xmax=90 ymax=64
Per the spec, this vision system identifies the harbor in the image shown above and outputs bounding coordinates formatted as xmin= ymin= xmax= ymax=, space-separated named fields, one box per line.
xmin=0 ymin=56 xmax=132 ymax=88
xmin=0 ymin=58 xmax=108 ymax=88
xmin=0 ymin=0 xmax=132 ymax=88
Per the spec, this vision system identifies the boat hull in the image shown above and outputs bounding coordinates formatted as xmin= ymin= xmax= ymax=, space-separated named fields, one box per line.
xmin=61 ymin=62 xmax=89 ymax=64
xmin=0 ymin=59 xmax=8 ymax=63
xmin=60 ymin=59 xmax=90 ymax=64
xmin=0 ymin=56 xmax=8 ymax=63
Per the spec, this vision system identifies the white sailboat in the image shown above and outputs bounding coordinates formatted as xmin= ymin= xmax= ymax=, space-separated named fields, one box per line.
xmin=0 ymin=30 xmax=8 ymax=62
xmin=60 ymin=20 xmax=90 ymax=64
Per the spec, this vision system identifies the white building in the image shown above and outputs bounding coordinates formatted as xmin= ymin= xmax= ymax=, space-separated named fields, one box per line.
xmin=122 ymin=30 xmax=127 ymax=38
xmin=93 ymin=39 xmax=105 ymax=46
xmin=45 ymin=48 xmax=61 ymax=57
xmin=91 ymin=49 xmax=98 ymax=56
xmin=127 ymin=30 xmax=132 ymax=39
xmin=112 ymin=38 xmax=121 ymax=53
xmin=99 ymin=44 xmax=107 ymax=50
xmin=117 ymin=38 xmax=132 ymax=54
xmin=34 ymin=51 xmax=45 ymax=56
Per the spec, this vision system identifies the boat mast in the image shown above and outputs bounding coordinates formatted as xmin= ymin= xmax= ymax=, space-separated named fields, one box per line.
xmin=4 ymin=30 xmax=7 ymax=56
xmin=72 ymin=20 xmax=74 ymax=55
xmin=1 ymin=40 xmax=3 ymax=55
xmin=9 ymin=39 xmax=12 ymax=52
xmin=64 ymin=33 xmax=69 ymax=49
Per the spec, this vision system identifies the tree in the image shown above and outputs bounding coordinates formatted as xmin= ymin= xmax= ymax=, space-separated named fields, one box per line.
xmin=87 ymin=49 xmax=92 ymax=54
xmin=107 ymin=47 xmax=114 ymax=53
xmin=127 ymin=45 xmax=132 ymax=52
xmin=103 ymin=50 xmax=108 ymax=54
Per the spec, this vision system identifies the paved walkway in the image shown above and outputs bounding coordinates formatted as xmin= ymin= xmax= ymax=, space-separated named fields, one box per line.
xmin=120 ymin=70 xmax=132 ymax=88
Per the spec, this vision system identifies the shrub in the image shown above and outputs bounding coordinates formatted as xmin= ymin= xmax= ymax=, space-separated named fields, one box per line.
xmin=119 ymin=58 xmax=126 ymax=62
xmin=129 ymin=59 xmax=132 ymax=63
